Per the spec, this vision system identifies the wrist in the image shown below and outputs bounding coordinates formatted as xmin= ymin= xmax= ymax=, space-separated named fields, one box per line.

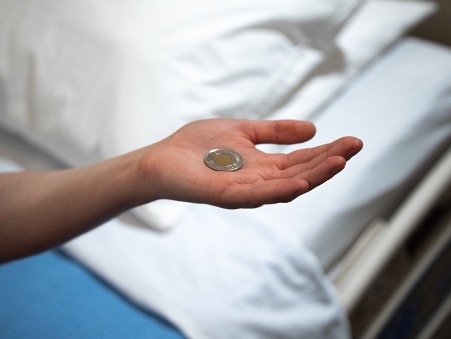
xmin=127 ymin=144 xmax=162 ymax=207
xmin=80 ymin=151 xmax=149 ymax=214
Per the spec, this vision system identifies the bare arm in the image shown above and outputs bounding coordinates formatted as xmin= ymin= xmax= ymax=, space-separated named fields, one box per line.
xmin=0 ymin=154 xmax=141 ymax=262
xmin=0 ymin=119 xmax=363 ymax=263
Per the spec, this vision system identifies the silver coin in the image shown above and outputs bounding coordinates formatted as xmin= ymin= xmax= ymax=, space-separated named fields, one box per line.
xmin=204 ymin=149 xmax=243 ymax=171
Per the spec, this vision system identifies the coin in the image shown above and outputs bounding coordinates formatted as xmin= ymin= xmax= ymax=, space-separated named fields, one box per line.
xmin=204 ymin=149 xmax=243 ymax=171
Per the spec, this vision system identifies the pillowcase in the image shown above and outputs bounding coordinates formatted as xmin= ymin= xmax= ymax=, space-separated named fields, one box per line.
xmin=0 ymin=0 xmax=434 ymax=230
xmin=267 ymin=0 xmax=437 ymax=121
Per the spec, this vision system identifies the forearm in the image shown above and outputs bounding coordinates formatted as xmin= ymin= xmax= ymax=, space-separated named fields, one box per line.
xmin=0 ymin=149 xmax=148 ymax=263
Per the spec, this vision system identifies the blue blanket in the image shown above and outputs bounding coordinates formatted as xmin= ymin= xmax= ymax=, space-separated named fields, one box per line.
xmin=0 ymin=250 xmax=185 ymax=339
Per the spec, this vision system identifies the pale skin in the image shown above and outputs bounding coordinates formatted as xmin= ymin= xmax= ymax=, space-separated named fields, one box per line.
xmin=0 ymin=118 xmax=363 ymax=263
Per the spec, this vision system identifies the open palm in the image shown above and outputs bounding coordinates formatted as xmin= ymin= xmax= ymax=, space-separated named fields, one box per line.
xmin=139 ymin=119 xmax=363 ymax=208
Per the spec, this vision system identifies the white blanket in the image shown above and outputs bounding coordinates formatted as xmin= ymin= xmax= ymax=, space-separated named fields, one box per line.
xmin=65 ymin=211 xmax=349 ymax=339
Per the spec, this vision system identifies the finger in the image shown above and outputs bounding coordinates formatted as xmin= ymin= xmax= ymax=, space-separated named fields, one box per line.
xmin=244 ymin=120 xmax=316 ymax=145
xmin=303 ymin=155 xmax=347 ymax=190
xmin=217 ymin=178 xmax=310 ymax=208
xmin=286 ymin=136 xmax=363 ymax=168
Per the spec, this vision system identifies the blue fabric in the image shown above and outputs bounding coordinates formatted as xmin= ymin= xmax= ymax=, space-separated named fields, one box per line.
xmin=0 ymin=250 xmax=186 ymax=339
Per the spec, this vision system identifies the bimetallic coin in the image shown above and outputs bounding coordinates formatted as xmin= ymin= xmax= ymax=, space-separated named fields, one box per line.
xmin=204 ymin=149 xmax=243 ymax=171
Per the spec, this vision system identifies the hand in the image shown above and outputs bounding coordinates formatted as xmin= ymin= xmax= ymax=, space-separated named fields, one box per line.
xmin=137 ymin=119 xmax=363 ymax=208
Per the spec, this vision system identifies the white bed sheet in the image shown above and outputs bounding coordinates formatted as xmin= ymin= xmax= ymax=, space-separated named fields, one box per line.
xmin=1 ymin=37 xmax=451 ymax=339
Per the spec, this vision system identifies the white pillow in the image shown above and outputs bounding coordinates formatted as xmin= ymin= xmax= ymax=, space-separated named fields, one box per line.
xmin=0 ymin=0 xmax=361 ymax=229
xmin=0 ymin=0 xmax=434 ymax=230
xmin=268 ymin=0 xmax=437 ymax=121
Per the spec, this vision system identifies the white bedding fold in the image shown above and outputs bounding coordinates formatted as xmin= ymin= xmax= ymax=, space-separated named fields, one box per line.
xmin=64 ymin=210 xmax=350 ymax=339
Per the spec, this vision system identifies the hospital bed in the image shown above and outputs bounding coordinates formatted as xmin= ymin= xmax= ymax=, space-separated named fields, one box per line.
xmin=1 ymin=0 xmax=450 ymax=338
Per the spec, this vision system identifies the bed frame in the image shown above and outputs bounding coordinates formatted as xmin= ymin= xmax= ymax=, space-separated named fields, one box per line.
xmin=333 ymin=145 xmax=451 ymax=338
